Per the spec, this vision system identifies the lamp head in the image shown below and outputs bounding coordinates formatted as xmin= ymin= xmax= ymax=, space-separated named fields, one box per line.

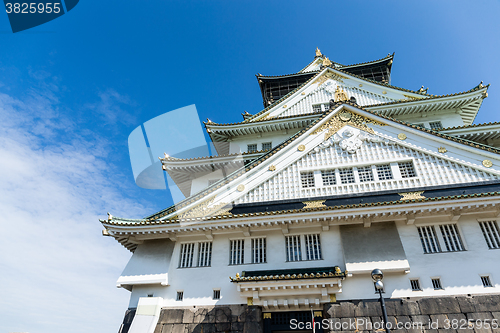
xmin=374 ymin=280 xmax=384 ymax=290
xmin=371 ymin=269 xmax=384 ymax=282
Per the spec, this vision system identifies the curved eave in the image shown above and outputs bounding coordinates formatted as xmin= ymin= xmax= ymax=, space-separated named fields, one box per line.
xmin=162 ymin=152 xmax=264 ymax=172
xmin=441 ymin=123 xmax=500 ymax=142
xmin=102 ymin=193 xmax=500 ymax=252
xmin=206 ymin=114 xmax=319 ymax=141
xmin=299 ymin=53 xmax=394 ymax=73
xmin=367 ymin=87 xmax=488 ymax=125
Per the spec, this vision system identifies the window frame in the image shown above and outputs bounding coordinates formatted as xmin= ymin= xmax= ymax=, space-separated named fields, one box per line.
xmin=178 ymin=241 xmax=213 ymax=268
xmin=478 ymin=220 xmax=500 ymax=249
xmin=410 ymin=279 xmax=422 ymax=291
xmin=416 ymin=223 xmax=466 ymax=254
xmin=247 ymin=143 xmax=258 ymax=153
xmin=480 ymin=275 xmax=493 ymax=288
xmin=285 ymin=233 xmax=323 ymax=262
xmin=431 ymin=277 xmax=443 ymax=290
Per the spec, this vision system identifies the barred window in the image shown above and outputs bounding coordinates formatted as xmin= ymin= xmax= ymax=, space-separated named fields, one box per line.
xmin=481 ymin=276 xmax=493 ymax=287
xmin=376 ymin=164 xmax=393 ymax=180
xmin=301 ymin=172 xmax=315 ymax=188
xmin=398 ymin=161 xmax=417 ymax=178
xmin=429 ymin=121 xmax=443 ymax=130
xmin=479 ymin=221 xmax=500 ymax=249
xmin=357 ymin=166 xmax=374 ymax=182
xmin=179 ymin=243 xmax=195 ymax=268
xmin=247 ymin=144 xmax=257 ymax=153
xmin=417 ymin=226 xmax=441 ymax=254
xmin=176 ymin=291 xmax=184 ymax=301
xmin=197 ymin=242 xmax=212 ymax=267
xmin=439 ymin=224 xmax=464 ymax=252
xmin=312 ymin=104 xmax=322 ymax=112
xmin=339 ymin=168 xmax=355 ymax=184
xmin=229 ymin=239 xmax=245 ymax=265
xmin=213 ymin=289 xmax=221 ymax=300
xmin=251 ymin=238 xmax=266 ymax=264
xmin=262 ymin=142 xmax=272 ymax=151
xmin=321 ymin=170 xmax=336 ymax=185
xmin=285 ymin=235 xmax=302 ymax=262
xmin=305 ymin=234 xmax=322 ymax=260
xmin=410 ymin=279 xmax=421 ymax=291
xmin=432 ymin=278 xmax=443 ymax=290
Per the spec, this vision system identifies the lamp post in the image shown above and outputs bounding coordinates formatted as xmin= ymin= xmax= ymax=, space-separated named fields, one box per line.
xmin=371 ymin=269 xmax=390 ymax=333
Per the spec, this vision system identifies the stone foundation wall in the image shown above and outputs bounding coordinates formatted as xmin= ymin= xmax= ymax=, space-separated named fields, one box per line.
xmin=324 ymin=294 xmax=500 ymax=333
xmin=153 ymin=305 xmax=262 ymax=333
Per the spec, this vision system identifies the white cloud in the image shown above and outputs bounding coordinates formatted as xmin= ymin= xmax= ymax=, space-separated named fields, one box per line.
xmin=0 ymin=83 xmax=151 ymax=333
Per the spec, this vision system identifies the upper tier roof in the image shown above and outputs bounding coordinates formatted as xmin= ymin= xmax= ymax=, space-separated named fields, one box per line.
xmin=257 ymin=50 xmax=394 ymax=107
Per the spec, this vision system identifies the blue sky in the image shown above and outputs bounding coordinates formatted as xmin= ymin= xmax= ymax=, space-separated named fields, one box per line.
xmin=1 ymin=1 xmax=499 ymax=332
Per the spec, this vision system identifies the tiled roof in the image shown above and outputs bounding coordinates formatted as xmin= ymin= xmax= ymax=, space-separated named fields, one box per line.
xmin=441 ymin=121 xmax=500 ymax=131
xmin=106 ymin=100 xmax=500 ymax=225
xmin=230 ymin=266 xmax=346 ymax=282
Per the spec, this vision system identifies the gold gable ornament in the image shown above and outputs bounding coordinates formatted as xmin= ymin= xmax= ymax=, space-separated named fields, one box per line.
xmin=398 ymin=191 xmax=425 ymax=201
xmin=334 ymin=86 xmax=349 ymax=102
xmin=322 ymin=57 xmax=332 ymax=67
xmin=311 ymin=110 xmax=385 ymax=141
xmin=315 ymin=47 xmax=322 ymax=57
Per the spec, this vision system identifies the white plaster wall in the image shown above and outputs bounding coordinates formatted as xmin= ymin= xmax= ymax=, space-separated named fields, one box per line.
xmin=127 ymin=225 xmax=344 ymax=308
xmin=229 ymin=133 xmax=297 ymax=154
xmin=125 ymin=218 xmax=500 ymax=308
xmin=395 ymin=111 xmax=464 ymax=129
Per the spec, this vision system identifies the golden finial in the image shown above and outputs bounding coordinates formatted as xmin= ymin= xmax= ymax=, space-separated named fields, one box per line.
xmin=315 ymin=47 xmax=322 ymax=57
xmin=236 ymin=273 xmax=240 ymax=278
xmin=322 ymin=57 xmax=332 ymax=67
xmin=206 ymin=118 xmax=214 ymax=124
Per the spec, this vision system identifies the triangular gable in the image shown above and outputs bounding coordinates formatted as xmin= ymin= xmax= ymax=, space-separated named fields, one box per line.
xmin=249 ymin=67 xmax=424 ymax=123
xmin=159 ymin=104 xmax=500 ymax=221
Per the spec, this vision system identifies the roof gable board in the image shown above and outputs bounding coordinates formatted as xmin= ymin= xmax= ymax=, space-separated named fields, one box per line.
xmin=160 ymin=104 xmax=500 ymax=221
xmin=250 ymin=68 xmax=422 ymax=123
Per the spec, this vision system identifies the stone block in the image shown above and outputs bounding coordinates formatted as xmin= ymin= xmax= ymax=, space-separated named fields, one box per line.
xmin=458 ymin=297 xmax=476 ymax=313
xmin=231 ymin=322 xmax=244 ymax=331
xmin=396 ymin=315 xmax=412 ymax=326
xmin=467 ymin=312 xmax=494 ymax=321
xmin=412 ymin=315 xmax=431 ymax=328
xmin=238 ymin=306 xmax=261 ymax=323
xmin=387 ymin=299 xmax=421 ymax=316
xmin=215 ymin=307 xmax=232 ymax=323
xmin=492 ymin=312 xmax=500 ymax=320
xmin=193 ymin=307 xmax=215 ymax=324
xmin=340 ymin=317 xmax=357 ymax=330
xmin=354 ymin=300 xmax=382 ymax=317
xmin=430 ymin=315 xmax=448 ymax=329
xmin=474 ymin=295 xmax=500 ymax=312
xmin=229 ymin=304 xmax=245 ymax=317
xmin=243 ymin=321 xmax=262 ymax=333
xmin=183 ymin=309 xmax=196 ymax=324
xmin=159 ymin=309 xmax=184 ymax=324
xmin=152 ymin=323 xmax=162 ymax=333
xmin=216 ymin=322 xmax=231 ymax=331
xmin=419 ymin=297 xmax=461 ymax=315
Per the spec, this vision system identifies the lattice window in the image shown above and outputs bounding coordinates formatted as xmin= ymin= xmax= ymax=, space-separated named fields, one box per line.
xmin=398 ymin=161 xmax=417 ymax=178
xmin=197 ymin=242 xmax=212 ymax=267
xmin=251 ymin=238 xmax=266 ymax=264
xmin=410 ymin=279 xmax=421 ymax=291
xmin=176 ymin=291 xmax=184 ymax=301
xmin=262 ymin=142 xmax=272 ymax=151
xmin=429 ymin=121 xmax=443 ymax=130
xmin=229 ymin=239 xmax=245 ymax=265
xmin=179 ymin=243 xmax=195 ymax=268
xmin=357 ymin=166 xmax=374 ymax=182
xmin=481 ymin=276 xmax=493 ymax=287
xmin=432 ymin=278 xmax=443 ymax=290
xmin=439 ymin=224 xmax=464 ymax=252
xmin=286 ymin=235 xmax=302 ymax=262
xmin=479 ymin=221 xmax=500 ymax=249
xmin=247 ymin=144 xmax=257 ymax=153
xmin=301 ymin=172 xmax=315 ymax=188
xmin=312 ymin=104 xmax=322 ymax=112
xmin=213 ymin=290 xmax=221 ymax=300
xmin=417 ymin=226 xmax=441 ymax=254
xmin=339 ymin=168 xmax=355 ymax=184
xmin=305 ymin=234 xmax=322 ymax=260
xmin=321 ymin=170 xmax=336 ymax=185
xmin=376 ymin=164 xmax=393 ymax=180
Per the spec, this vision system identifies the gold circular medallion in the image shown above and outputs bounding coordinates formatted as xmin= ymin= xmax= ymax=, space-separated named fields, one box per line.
xmin=483 ymin=160 xmax=493 ymax=168
xmin=268 ymin=165 xmax=276 ymax=171
xmin=359 ymin=84 xmax=363 ymax=87
xmin=339 ymin=111 xmax=351 ymax=122
xmin=298 ymin=144 xmax=306 ymax=151
xmin=382 ymin=91 xmax=387 ymax=94
xmin=397 ymin=133 xmax=407 ymax=140
xmin=237 ymin=184 xmax=245 ymax=192
xmin=283 ymin=105 xmax=287 ymax=108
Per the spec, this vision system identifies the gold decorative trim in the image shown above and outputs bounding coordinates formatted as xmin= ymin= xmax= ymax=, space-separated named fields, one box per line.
xmin=263 ymin=313 xmax=272 ymax=319
xmin=247 ymin=297 xmax=253 ymax=306
xmin=397 ymin=133 xmax=407 ymax=140
xmin=438 ymin=147 xmax=447 ymax=153
xmin=301 ymin=92 xmax=305 ymax=95
xmin=311 ymin=110 xmax=386 ymax=140
xmin=334 ymin=86 xmax=349 ymax=102
xmin=483 ymin=160 xmax=493 ymax=168
xmin=298 ymin=144 xmax=306 ymax=151
xmin=359 ymin=84 xmax=363 ymax=87
xmin=382 ymin=91 xmax=387 ymax=94
xmin=330 ymin=294 xmax=337 ymax=303
xmin=315 ymin=47 xmax=322 ymax=57
xmin=403 ymin=94 xmax=424 ymax=100
xmin=303 ymin=200 xmax=326 ymax=209
xmin=313 ymin=71 xmax=346 ymax=85
xmin=237 ymin=184 xmax=245 ymax=192
xmin=398 ymin=191 xmax=425 ymax=200
xmin=178 ymin=196 xmax=230 ymax=219
xmin=322 ymin=57 xmax=332 ymax=67
xmin=283 ymin=105 xmax=287 ymax=108
xmin=268 ymin=165 xmax=276 ymax=171
xmin=314 ymin=311 xmax=323 ymax=318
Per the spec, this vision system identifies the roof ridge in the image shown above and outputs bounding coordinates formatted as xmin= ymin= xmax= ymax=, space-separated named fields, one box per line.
xmin=440 ymin=120 xmax=500 ymax=131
